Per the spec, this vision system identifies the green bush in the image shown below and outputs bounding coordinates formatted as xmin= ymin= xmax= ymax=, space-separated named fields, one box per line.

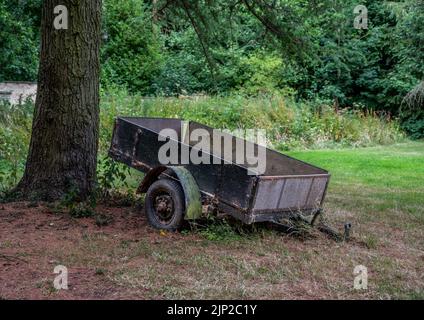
xmin=400 ymin=82 xmax=424 ymax=139
xmin=234 ymin=52 xmax=293 ymax=96
xmin=68 ymin=202 xmax=96 ymax=218
xmin=151 ymin=29 xmax=212 ymax=95
xmin=0 ymin=100 xmax=32 ymax=190
xmin=101 ymin=0 xmax=163 ymax=94
xmin=0 ymin=0 xmax=40 ymax=82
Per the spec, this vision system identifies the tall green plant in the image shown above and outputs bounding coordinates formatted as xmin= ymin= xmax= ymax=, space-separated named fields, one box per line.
xmin=0 ymin=0 xmax=40 ymax=81
xmin=101 ymin=0 xmax=163 ymax=94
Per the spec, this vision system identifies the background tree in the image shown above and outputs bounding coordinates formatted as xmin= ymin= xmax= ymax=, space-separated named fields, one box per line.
xmin=15 ymin=0 xmax=102 ymax=200
xmin=0 ymin=0 xmax=41 ymax=81
xmin=101 ymin=0 xmax=162 ymax=94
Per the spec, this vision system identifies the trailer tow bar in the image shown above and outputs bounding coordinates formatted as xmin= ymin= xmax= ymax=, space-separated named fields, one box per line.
xmin=344 ymin=223 xmax=352 ymax=241
xmin=310 ymin=210 xmax=352 ymax=242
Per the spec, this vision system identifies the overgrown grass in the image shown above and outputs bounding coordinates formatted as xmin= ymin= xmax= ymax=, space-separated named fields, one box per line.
xmin=0 ymin=100 xmax=32 ymax=189
xmin=99 ymin=89 xmax=405 ymax=153
xmin=0 ymin=90 xmax=406 ymax=191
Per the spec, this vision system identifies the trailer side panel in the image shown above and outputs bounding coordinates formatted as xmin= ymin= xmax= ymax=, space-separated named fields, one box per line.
xmin=251 ymin=175 xmax=330 ymax=214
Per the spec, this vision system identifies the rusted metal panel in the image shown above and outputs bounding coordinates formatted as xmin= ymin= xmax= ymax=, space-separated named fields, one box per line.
xmin=252 ymin=175 xmax=330 ymax=214
xmin=279 ymin=178 xmax=312 ymax=209
xmin=252 ymin=179 xmax=286 ymax=210
xmin=306 ymin=177 xmax=328 ymax=208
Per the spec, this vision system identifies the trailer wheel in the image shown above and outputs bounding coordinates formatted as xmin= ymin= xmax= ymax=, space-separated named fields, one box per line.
xmin=144 ymin=179 xmax=185 ymax=230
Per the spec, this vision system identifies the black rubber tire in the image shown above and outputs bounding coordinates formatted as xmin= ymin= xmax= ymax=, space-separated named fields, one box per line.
xmin=144 ymin=179 xmax=185 ymax=231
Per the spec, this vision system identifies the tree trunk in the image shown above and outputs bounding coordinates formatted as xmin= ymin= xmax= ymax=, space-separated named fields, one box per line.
xmin=16 ymin=0 xmax=102 ymax=201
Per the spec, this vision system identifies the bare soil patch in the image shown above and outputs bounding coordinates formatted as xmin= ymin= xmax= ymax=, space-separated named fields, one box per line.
xmin=0 ymin=201 xmax=423 ymax=300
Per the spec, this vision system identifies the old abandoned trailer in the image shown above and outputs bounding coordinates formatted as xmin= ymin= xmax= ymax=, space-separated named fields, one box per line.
xmin=109 ymin=117 xmax=330 ymax=231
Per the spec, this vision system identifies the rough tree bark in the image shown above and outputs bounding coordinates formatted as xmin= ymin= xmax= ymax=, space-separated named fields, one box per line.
xmin=16 ymin=0 xmax=102 ymax=200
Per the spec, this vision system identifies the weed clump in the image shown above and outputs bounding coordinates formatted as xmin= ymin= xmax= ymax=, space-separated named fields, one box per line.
xmin=69 ymin=202 xmax=96 ymax=218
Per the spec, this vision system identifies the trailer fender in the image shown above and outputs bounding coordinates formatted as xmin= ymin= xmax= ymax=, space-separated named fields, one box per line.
xmin=137 ymin=166 xmax=202 ymax=220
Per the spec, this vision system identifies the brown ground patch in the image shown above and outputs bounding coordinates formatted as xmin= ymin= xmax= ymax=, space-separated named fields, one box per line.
xmin=0 ymin=201 xmax=423 ymax=300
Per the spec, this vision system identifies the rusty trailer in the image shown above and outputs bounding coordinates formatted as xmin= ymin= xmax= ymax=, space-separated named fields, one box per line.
xmin=109 ymin=117 xmax=330 ymax=230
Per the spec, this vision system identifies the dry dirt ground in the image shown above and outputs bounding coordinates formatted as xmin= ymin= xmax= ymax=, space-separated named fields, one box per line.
xmin=0 ymin=199 xmax=423 ymax=300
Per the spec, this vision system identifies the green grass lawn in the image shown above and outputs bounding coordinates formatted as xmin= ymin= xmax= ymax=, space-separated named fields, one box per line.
xmin=288 ymin=141 xmax=424 ymax=223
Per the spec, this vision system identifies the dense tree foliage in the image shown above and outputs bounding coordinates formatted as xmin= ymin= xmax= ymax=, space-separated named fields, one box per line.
xmin=101 ymin=0 xmax=163 ymax=94
xmin=1 ymin=0 xmax=423 ymax=136
xmin=0 ymin=0 xmax=41 ymax=81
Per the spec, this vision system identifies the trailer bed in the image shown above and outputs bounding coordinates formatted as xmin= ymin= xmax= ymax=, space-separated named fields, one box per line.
xmin=109 ymin=117 xmax=330 ymax=224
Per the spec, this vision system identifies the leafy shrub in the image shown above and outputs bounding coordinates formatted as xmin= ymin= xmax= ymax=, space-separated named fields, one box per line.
xmin=69 ymin=202 xmax=96 ymax=218
xmin=97 ymin=156 xmax=130 ymax=193
xmin=234 ymin=52 xmax=293 ymax=96
xmin=60 ymin=184 xmax=96 ymax=218
xmin=151 ymin=29 xmax=212 ymax=96
xmin=400 ymin=82 xmax=424 ymax=139
xmin=0 ymin=100 xmax=32 ymax=190
xmin=101 ymin=0 xmax=163 ymax=94
xmin=0 ymin=0 xmax=40 ymax=82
